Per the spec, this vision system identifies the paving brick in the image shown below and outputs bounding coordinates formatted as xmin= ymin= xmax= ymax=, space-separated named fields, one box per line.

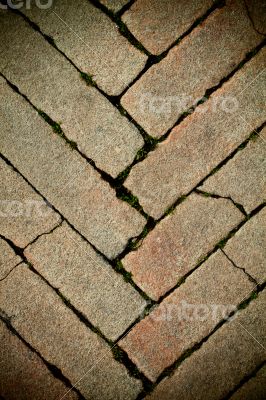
xmin=125 ymin=47 xmax=266 ymax=218
xmin=0 ymin=265 xmax=143 ymax=400
xmin=0 ymin=77 xmax=146 ymax=259
xmin=147 ymin=289 xmax=266 ymax=399
xmin=25 ymin=221 xmax=146 ymax=341
xmin=0 ymin=320 xmax=78 ymax=400
xmin=245 ymin=0 xmax=266 ymax=35
xmin=99 ymin=0 xmax=130 ymax=13
xmin=123 ymin=193 xmax=244 ymax=300
xmin=230 ymin=365 xmax=266 ymax=400
xmin=121 ymin=0 xmax=262 ymax=138
xmin=120 ymin=250 xmax=253 ymax=381
xmin=200 ymin=127 xmax=266 ymax=213
xmin=122 ymin=0 xmax=213 ymax=55
xmin=0 ymin=9 xmax=144 ymax=178
xmin=21 ymin=0 xmax=147 ymax=96
xmin=223 ymin=208 xmax=266 ymax=283
xmin=0 ymin=239 xmax=21 ymax=280
xmin=0 ymin=158 xmax=60 ymax=248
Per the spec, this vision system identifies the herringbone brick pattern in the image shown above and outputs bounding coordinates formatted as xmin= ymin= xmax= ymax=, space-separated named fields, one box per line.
xmin=0 ymin=0 xmax=265 ymax=399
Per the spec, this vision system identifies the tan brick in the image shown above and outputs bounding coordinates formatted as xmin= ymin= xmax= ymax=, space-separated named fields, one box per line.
xmin=99 ymin=0 xmax=129 ymax=13
xmin=121 ymin=0 xmax=262 ymax=138
xmin=230 ymin=365 xmax=266 ymax=400
xmin=245 ymin=0 xmax=266 ymax=35
xmin=147 ymin=289 xmax=266 ymax=399
xmin=0 ymin=265 xmax=143 ymax=399
xmin=120 ymin=250 xmax=253 ymax=381
xmin=22 ymin=0 xmax=147 ymax=95
xmin=0 ymin=10 xmax=144 ymax=178
xmin=0 ymin=320 xmax=78 ymax=400
xmin=125 ymin=48 xmax=266 ymax=219
xmin=0 ymin=239 xmax=21 ymax=280
xmin=25 ymin=221 xmax=146 ymax=341
xmin=0 ymin=78 xmax=146 ymax=259
xmin=123 ymin=193 xmax=244 ymax=300
xmin=122 ymin=0 xmax=213 ymax=54
xmin=201 ymin=127 xmax=266 ymax=213
xmin=223 ymin=208 xmax=266 ymax=283
xmin=0 ymin=158 xmax=60 ymax=248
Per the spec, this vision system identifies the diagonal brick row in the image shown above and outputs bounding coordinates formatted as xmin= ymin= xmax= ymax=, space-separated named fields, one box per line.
xmin=21 ymin=0 xmax=147 ymax=95
xmin=0 ymin=77 xmax=146 ymax=259
xmin=0 ymin=9 xmax=144 ymax=178
xmin=0 ymin=239 xmax=21 ymax=280
xmin=147 ymin=289 xmax=266 ymax=399
xmin=121 ymin=0 xmax=263 ymax=138
xmin=0 ymin=265 xmax=143 ymax=400
xmin=25 ymin=221 xmax=146 ymax=341
xmin=0 ymin=320 xmax=78 ymax=400
xmin=125 ymin=48 xmax=266 ymax=218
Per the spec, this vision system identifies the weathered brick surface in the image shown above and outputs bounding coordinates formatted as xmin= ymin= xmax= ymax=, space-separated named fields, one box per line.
xmin=0 ymin=265 xmax=143 ymax=399
xmin=121 ymin=0 xmax=262 ymax=138
xmin=0 ymin=10 xmax=144 ymax=178
xmin=0 ymin=239 xmax=21 ymax=280
xmin=22 ymin=0 xmax=147 ymax=96
xmin=201 ymin=127 xmax=266 ymax=213
xmin=122 ymin=0 xmax=213 ymax=54
xmin=125 ymin=48 xmax=266 ymax=218
xmin=0 ymin=320 xmax=78 ymax=400
xmin=120 ymin=250 xmax=253 ymax=381
xmin=246 ymin=0 xmax=266 ymax=35
xmin=99 ymin=0 xmax=129 ymax=12
xmin=0 ymin=77 xmax=146 ymax=259
xmin=123 ymin=194 xmax=244 ymax=300
xmin=147 ymin=289 xmax=266 ymax=399
xmin=223 ymin=208 xmax=266 ymax=283
xmin=0 ymin=158 xmax=60 ymax=248
xmin=25 ymin=221 xmax=146 ymax=341
xmin=230 ymin=365 xmax=266 ymax=400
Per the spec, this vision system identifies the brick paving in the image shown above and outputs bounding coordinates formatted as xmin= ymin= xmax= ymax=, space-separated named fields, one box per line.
xmin=0 ymin=1 xmax=265 ymax=399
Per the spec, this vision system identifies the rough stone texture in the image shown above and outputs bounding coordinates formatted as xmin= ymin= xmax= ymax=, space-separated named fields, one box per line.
xmin=0 ymin=320 xmax=78 ymax=400
xmin=120 ymin=250 xmax=253 ymax=381
xmin=0 ymin=239 xmax=21 ymax=280
xmin=123 ymin=193 xmax=244 ymax=300
xmin=0 ymin=265 xmax=143 ymax=400
xmin=99 ymin=0 xmax=130 ymax=13
xmin=21 ymin=0 xmax=147 ymax=96
xmin=0 ymin=77 xmax=146 ymax=259
xmin=200 ymin=127 xmax=266 ymax=213
xmin=0 ymin=9 xmax=144 ymax=178
xmin=25 ymin=221 xmax=146 ymax=341
xmin=0 ymin=158 xmax=60 ymax=248
xmin=122 ymin=0 xmax=213 ymax=54
xmin=121 ymin=0 xmax=262 ymax=138
xmin=230 ymin=365 xmax=266 ymax=400
xmin=245 ymin=0 xmax=266 ymax=35
xmin=223 ymin=208 xmax=266 ymax=283
xmin=147 ymin=289 xmax=266 ymax=399
xmin=125 ymin=48 xmax=266 ymax=218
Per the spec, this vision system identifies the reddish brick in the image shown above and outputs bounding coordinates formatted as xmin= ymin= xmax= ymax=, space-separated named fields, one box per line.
xmin=201 ymin=127 xmax=266 ymax=213
xmin=122 ymin=0 xmax=213 ymax=54
xmin=120 ymin=250 xmax=253 ymax=381
xmin=121 ymin=0 xmax=262 ymax=137
xmin=223 ymin=208 xmax=266 ymax=283
xmin=0 ymin=265 xmax=143 ymax=399
xmin=123 ymin=193 xmax=244 ymax=300
xmin=147 ymin=289 xmax=266 ymax=399
xmin=0 ymin=320 xmax=78 ymax=400
xmin=125 ymin=48 xmax=266 ymax=219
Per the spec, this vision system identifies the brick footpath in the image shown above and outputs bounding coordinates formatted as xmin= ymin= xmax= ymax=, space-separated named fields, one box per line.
xmin=0 ymin=1 xmax=265 ymax=399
